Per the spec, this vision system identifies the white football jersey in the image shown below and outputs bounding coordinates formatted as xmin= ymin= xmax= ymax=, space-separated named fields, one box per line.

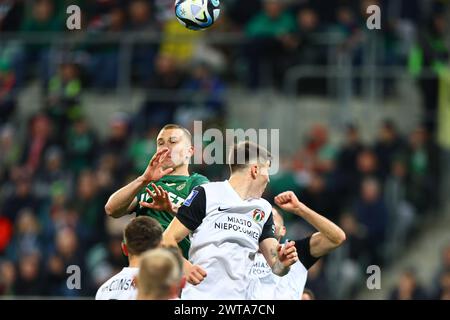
xmin=95 ymin=267 xmax=138 ymax=300
xmin=176 ymin=181 xmax=276 ymax=300
xmin=247 ymin=237 xmax=318 ymax=300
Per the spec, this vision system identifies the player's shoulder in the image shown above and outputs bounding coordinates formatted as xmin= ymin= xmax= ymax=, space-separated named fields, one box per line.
xmin=189 ymin=172 xmax=210 ymax=186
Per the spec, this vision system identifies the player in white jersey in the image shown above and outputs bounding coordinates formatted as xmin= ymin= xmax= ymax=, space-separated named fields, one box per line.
xmin=136 ymin=247 xmax=185 ymax=300
xmin=95 ymin=216 xmax=163 ymax=300
xmin=161 ymin=141 xmax=299 ymax=299
xmin=248 ymin=192 xmax=346 ymax=300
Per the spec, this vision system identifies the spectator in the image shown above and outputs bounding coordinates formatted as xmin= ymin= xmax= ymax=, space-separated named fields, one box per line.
xmin=46 ymin=227 xmax=87 ymax=296
xmin=13 ymin=252 xmax=46 ymax=296
xmin=0 ymin=124 xmax=20 ymax=183
xmin=20 ymin=114 xmax=54 ymax=174
xmin=176 ymin=61 xmax=226 ymax=127
xmin=137 ymin=54 xmax=185 ymax=129
xmin=6 ymin=209 xmax=43 ymax=263
xmin=128 ymin=0 xmax=158 ymax=85
xmin=33 ymin=146 xmax=73 ymax=200
xmin=17 ymin=0 xmax=64 ymax=86
xmin=405 ymin=125 xmax=440 ymax=214
xmin=65 ymin=117 xmax=98 ymax=176
xmin=245 ymin=0 xmax=297 ymax=88
xmin=384 ymin=159 xmax=416 ymax=262
xmin=389 ymin=268 xmax=428 ymax=300
xmin=0 ymin=59 xmax=17 ymax=124
xmin=1 ymin=170 xmax=40 ymax=224
xmin=354 ymin=177 xmax=389 ymax=265
xmin=0 ymin=260 xmax=16 ymax=296
xmin=374 ymin=120 xmax=405 ymax=179
xmin=46 ymin=62 xmax=82 ymax=142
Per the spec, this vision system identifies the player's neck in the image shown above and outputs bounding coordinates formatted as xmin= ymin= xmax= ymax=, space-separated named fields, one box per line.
xmin=228 ymin=175 xmax=256 ymax=200
xmin=170 ymin=164 xmax=190 ymax=176
xmin=128 ymin=255 xmax=140 ymax=268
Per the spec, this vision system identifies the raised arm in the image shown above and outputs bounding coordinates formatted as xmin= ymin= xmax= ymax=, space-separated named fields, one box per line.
xmin=104 ymin=148 xmax=173 ymax=218
xmin=275 ymin=191 xmax=346 ymax=258
xmin=259 ymin=238 xmax=298 ymax=277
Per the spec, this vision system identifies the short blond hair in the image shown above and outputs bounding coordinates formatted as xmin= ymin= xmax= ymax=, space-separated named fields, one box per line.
xmin=137 ymin=248 xmax=182 ymax=299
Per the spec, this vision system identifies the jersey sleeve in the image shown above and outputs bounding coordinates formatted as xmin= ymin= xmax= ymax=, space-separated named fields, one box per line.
xmin=176 ymin=186 xmax=206 ymax=231
xmin=191 ymin=174 xmax=209 ymax=188
xmin=259 ymin=212 xmax=276 ymax=243
xmin=294 ymin=236 xmax=320 ymax=270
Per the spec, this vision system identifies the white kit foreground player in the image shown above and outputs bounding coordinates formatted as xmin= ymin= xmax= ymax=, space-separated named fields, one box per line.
xmin=248 ymin=192 xmax=346 ymax=300
xmin=161 ymin=141 xmax=299 ymax=299
xmin=95 ymin=216 xmax=163 ymax=300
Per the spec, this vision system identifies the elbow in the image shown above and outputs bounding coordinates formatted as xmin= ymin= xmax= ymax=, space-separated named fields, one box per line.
xmin=104 ymin=202 xmax=114 ymax=217
xmin=334 ymin=229 xmax=346 ymax=247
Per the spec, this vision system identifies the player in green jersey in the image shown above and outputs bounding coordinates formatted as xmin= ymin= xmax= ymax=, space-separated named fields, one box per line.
xmin=105 ymin=124 xmax=209 ymax=258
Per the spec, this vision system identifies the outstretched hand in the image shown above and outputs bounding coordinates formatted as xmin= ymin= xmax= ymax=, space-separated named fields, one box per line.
xmin=139 ymin=183 xmax=176 ymax=214
xmin=141 ymin=148 xmax=174 ymax=184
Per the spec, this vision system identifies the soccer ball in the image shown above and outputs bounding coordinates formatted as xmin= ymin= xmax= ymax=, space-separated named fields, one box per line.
xmin=174 ymin=0 xmax=221 ymax=31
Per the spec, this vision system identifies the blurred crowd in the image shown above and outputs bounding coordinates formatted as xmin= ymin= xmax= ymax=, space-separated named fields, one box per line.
xmin=1 ymin=0 xmax=449 ymax=129
xmin=0 ymin=0 xmax=448 ymax=299
xmin=0 ymin=112 xmax=444 ymax=298
xmin=263 ymin=121 xmax=442 ymax=299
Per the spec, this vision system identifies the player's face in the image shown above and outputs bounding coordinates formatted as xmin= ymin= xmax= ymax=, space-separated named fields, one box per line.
xmin=254 ymin=161 xmax=270 ymax=197
xmin=156 ymin=129 xmax=193 ymax=168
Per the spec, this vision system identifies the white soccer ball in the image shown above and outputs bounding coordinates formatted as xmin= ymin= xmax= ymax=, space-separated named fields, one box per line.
xmin=174 ymin=0 xmax=221 ymax=31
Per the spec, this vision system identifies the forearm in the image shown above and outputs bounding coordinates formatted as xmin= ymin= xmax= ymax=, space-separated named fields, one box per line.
xmin=272 ymin=259 xmax=290 ymax=277
xmin=294 ymin=205 xmax=345 ymax=245
xmin=105 ymin=176 xmax=147 ymax=218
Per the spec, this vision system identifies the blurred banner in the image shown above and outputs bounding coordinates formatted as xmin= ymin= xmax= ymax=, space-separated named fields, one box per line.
xmin=438 ymin=69 xmax=450 ymax=149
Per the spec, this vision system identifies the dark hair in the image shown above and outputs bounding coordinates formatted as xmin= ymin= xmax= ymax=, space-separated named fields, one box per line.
xmin=124 ymin=216 xmax=163 ymax=256
xmin=160 ymin=124 xmax=192 ymax=144
xmin=228 ymin=141 xmax=271 ymax=174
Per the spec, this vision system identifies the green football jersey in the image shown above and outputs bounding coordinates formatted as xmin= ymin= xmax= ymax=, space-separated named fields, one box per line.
xmin=135 ymin=173 xmax=209 ymax=258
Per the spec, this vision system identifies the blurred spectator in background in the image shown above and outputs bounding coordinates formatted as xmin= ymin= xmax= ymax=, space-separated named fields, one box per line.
xmin=46 ymin=227 xmax=87 ymax=296
xmin=336 ymin=124 xmax=364 ymax=205
xmin=87 ymin=6 xmax=125 ymax=89
xmin=33 ymin=146 xmax=72 ymax=200
xmin=137 ymin=54 xmax=185 ymax=130
xmin=389 ymin=268 xmax=428 ymax=300
xmin=0 ymin=124 xmax=20 ymax=183
xmin=1 ymin=169 xmax=39 ymax=225
xmin=73 ymin=170 xmax=106 ymax=245
xmin=384 ymin=158 xmax=416 ymax=262
xmin=326 ymin=212 xmax=366 ymax=299
xmin=304 ymin=259 xmax=329 ymax=300
xmin=374 ymin=120 xmax=405 ymax=179
xmin=128 ymin=0 xmax=157 ymax=85
xmin=176 ymin=61 xmax=226 ymax=127
xmin=46 ymin=62 xmax=82 ymax=143
xmin=6 ymin=209 xmax=42 ymax=263
xmin=0 ymin=59 xmax=17 ymax=124
xmin=66 ymin=117 xmax=98 ymax=177
xmin=20 ymin=114 xmax=54 ymax=174
xmin=409 ymin=13 xmax=449 ymax=133
xmin=405 ymin=125 xmax=440 ymax=214
xmin=128 ymin=126 xmax=158 ymax=175
xmin=0 ymin=260 xmax=16 ymax=295
xmin=301 ymin=288 xmax=315 ymax=300
xmin=16 ymin=0 xmax=64 ymax=87
xmin=13 ymin=251 xmax=45 ymax=296
xmin=245 ymin=0 xmax=296 ymax=88
xmin=432 ymin=244 xmax=450 ymax=298
xmin=354 ymin=177 xmax=388 ymax=265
